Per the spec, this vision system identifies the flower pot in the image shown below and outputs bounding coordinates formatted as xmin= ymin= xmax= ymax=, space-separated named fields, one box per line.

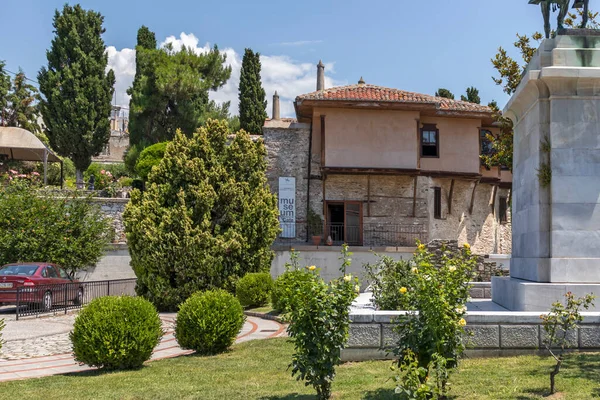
xmin=326 ymin=235 xmax=333 ymax=246
xmin=312 ymin=235 xmax=322 ymax=246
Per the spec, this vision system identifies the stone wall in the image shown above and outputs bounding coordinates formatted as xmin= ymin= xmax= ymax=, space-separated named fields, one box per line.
xmin=342 ymin=310 xmax=600 ymax=361
xmin=91 ymin=198 xmax=128 ymax=243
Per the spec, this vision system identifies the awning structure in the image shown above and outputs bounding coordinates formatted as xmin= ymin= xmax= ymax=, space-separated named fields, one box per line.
xmin=0 ymin=126 xmax=63 ymax=187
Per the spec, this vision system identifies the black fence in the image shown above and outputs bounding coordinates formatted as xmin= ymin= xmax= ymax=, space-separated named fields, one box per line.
xmin=15 ymin=278 xmax=137 ymax=320
xmin=276 ymin=222 xmax=427 ymax=248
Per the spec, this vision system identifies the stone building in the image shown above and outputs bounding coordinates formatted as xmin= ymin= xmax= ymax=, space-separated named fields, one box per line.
xmin=93 ymin=106 xmax=129 ymax=164
xmin=263 ymin=63 xmax=512 ymax=254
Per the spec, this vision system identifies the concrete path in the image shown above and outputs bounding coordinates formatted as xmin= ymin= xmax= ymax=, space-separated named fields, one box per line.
xmin=0 ymin=313 xmax=286 ymax=382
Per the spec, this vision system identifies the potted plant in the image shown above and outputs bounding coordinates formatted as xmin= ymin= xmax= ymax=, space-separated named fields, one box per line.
xmin=307 ymin=208 xmax=323 ymax=246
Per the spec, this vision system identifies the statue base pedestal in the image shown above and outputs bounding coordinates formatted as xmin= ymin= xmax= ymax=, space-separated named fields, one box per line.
xmin=494 ymin=33 xmax=600 ymax=311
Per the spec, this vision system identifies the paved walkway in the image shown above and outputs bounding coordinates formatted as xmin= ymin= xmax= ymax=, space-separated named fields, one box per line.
xmin=0 ymin=313 xmax=286 ymax=382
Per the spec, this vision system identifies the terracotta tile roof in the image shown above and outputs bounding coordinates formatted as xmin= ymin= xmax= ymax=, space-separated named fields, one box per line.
xmin=295 ymin=84 xmax=491 ymax=113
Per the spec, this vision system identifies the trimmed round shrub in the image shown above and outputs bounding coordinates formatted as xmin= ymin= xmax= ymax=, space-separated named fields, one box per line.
xmin=70 ymin=296 xmax=162 ymax=370
xmin=175 ymin=289 xmax=245 ymax=355
xmin=236 ymin=272 xmax=273 ymax=308
xmin=271 ymin=270 xmax=314 ymax=313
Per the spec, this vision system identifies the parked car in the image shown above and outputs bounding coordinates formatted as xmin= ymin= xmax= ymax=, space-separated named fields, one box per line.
xmin=0 ymin=263 xmax=83 ymax=310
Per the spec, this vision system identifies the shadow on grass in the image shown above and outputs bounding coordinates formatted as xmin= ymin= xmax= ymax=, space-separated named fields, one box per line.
xmin=361 ymin=388 xmax=396 ymax=399
xmin=259 ymin=395 xmax=313 ymax=400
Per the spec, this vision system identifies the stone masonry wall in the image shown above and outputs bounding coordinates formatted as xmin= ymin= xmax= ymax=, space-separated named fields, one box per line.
xmin=91 ymin=198 xmax=128 ymax=244
xmin=343 ymin=310 xmax=600 ymax=361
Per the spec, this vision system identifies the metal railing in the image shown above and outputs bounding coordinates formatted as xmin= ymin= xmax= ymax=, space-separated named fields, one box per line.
xmin=16 ymin=278 xmax=137 ymax=320
xmin=275 ymin=222 xmax=427 ymax=248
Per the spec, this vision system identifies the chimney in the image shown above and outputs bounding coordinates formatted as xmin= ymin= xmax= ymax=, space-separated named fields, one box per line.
xmin=272 ymin=91 xmax=280 ymax=120
xmin=316 ymin=60 xmax=325 ymax=91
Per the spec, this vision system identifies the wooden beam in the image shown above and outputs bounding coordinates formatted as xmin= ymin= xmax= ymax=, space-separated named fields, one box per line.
xmin=490 ymin=184 xmax=498 ymax=212
xmin=412 ymin=176 xmax=418 ymax=217
xmin=416 ymin=119 xmax=421 ymax=169
xmin=367 ymin=175 xmax=371 ymax=217
xmin=448 ymin=179 xmax=454 ymax=215
xmin=469 ymin=179 xmax=480 ymax=215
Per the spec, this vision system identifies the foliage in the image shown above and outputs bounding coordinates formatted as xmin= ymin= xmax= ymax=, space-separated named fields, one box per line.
xmin=70 ymin=296 xmax=162 ymax=370
xmin=238 ymin=48 xmax=267 ymax=135
xmin=391 ymin=243 xmax=476 ymax=399
xmin=0 ymin=61 xmax=10 ymax=118
xmin=127 ymin=26 xmax=231 ymax=148
xmin=434 ymin=89 xmax=454 ymax=99
xmin=541 ymin=292 xmax=595 ymax=394
xmin=236 ymin=272 xmax=273 ymax=308
xmin=286 ymin=245 xmax=359 ymax=399
xmin=307 ymin=208 xmax=323 ymax=236
xmin=123 ymin=119 xmax=280 ymax=311
xmin=1 ymin=68 xmax=42 ymax=137
xmin=271 ymin=250 xmax=314 ymax=313
xmin=84 ymin=163 xmax=128 ymax=192
xmin=175 ymin=289 xmax=245 ymax=355
xmin=364 ymin=255 xmax=414 ymax=311
xmin=480 ymin=108 xmax=514 ymax=171
xmin=134 ymin=142 xmax=168 ymax=180
xmin=460 ymin=86 xmax=481 ymax=104
xmin=38 ymin=4 xmax=115 ymax=186
xmin=0 ymin=181 xmax=113 ymax=277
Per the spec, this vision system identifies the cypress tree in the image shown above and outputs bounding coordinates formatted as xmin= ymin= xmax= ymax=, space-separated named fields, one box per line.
xmin=38 ymin=4 xmax=115 ymax=187
xmin=238 ymin=48 xmax=267 ymax=135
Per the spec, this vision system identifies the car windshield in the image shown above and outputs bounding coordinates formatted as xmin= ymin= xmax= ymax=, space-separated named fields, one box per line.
xmin=0 ymin=265 xmax=39 ymax=276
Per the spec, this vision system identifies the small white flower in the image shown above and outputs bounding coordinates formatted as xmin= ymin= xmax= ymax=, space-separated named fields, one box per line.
xmin=448 ymin=266 xmax=457 ymax=272
xmin=344 ymin=274 xmax=352 ymax=282
xmin=355 ymin=285 xmax=360 ymax=293
xmin=411 ymin=267 xmax=418 ymax=274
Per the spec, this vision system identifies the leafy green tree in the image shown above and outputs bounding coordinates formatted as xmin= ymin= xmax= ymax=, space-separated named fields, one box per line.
xmin=435 ymin=88 xmax=454 ymax=99
xmin=460 ymin=86 xmax=481 ymax=104
xmin=38 ymin=4 xmax=115 ymax=188
xmin=123 ymin=119 xmax=280 ymax=311
xmin=0 ymin=182 xmax=113 ymax=277
xmin=134 ymin=141 xmax=168 ymax=180
xmin=3 ymin=69 xmax=41 ymax=133
xmin=0 ymin=61 xmax=10 ymax=125
xmin=128 ymin=33 xmax=231 ymax=147
xmin=238 ymin=48 xmax=267 ymax=135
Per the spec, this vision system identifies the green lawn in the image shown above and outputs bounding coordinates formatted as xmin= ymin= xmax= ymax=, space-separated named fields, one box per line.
xmin=2 ymin=338 xmax=599 ymax=399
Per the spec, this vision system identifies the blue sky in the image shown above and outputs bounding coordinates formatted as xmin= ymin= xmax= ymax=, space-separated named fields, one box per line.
xmin=1 ymin=0 xmax=547 ymax=116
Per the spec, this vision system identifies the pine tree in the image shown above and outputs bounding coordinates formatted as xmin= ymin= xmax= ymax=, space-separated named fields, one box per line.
xmin=460 ymin=87 xmax=481 ymax=104
xmin=0 ymin=61 xmax=10 ymax=126
xmin=38 ymin=4 xmax=115 ymax=187
xmin=124 ymin=119 xmax=280 ymax=311
xmin=238 ymin=48 xmax=267 ymax=135
xmin=435 ymin=88 xmax=454 ymax=99
xmin=4 ymin=69 xmax=41 ymax=133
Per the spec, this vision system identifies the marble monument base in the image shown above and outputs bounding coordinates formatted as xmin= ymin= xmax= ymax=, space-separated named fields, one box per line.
xmin=492 ymin=276 xmax=600 ymax=311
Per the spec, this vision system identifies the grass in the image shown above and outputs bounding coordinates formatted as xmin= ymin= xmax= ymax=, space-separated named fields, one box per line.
xmin=246 ymin=304 xmax=278 ymax=315
xmin=1 ymin=338 xmax=600 ymax=399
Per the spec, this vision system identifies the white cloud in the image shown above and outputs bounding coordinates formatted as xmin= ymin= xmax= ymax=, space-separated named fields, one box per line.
xmin=106 ymin=32 xmax=342 ymax=118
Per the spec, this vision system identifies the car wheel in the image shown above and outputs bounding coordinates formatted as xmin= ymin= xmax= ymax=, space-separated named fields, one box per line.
xmin=73 ymin=288 xmax=84 ymax=306
xmin=42 ymin=291 xmax=52 ymax=311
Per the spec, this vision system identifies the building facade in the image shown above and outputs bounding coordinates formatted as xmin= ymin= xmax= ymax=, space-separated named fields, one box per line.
xmin=263 ymin=64 xmax=511 ymax=255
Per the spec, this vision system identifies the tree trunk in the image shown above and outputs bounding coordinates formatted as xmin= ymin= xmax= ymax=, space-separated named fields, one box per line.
xmin=550 ymin=358 xmax=562 ymax=394
xmin=76 ymin=169 xmax=84 ymax=189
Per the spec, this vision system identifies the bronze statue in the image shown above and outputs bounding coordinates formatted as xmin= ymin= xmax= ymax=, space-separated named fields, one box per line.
xmin=529 ymin=0 xmax=589 ymax=38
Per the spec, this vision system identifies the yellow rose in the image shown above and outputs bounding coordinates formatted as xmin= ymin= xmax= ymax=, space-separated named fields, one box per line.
xmin=459 ymin=318 xmax=467 ymax=327
xmin=418 ymin=243 xmax=426 ymax=251
xmin=411 ymin=267 xmax=418 ymax=274
xmin=399 ymin=287 xmax=408 ymax=294
xmin=344 ymin=274 xmax=352 ymax=282
xmin=463 ymin=243 xmax=471 ymax=250
xmin=308 ymin=265 xmax=316 ymax=271
xmin=448 ymin=266 xmax=457 ymax=272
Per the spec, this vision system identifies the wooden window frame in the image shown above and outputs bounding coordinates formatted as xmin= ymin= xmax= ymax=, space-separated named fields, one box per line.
xmin=420 ymin=124 xmax=439 ymax=158
xmin=479 ymin=129 xmax=494 ymax=167
xmin=433 ymin=187 xmax=442 ymax=219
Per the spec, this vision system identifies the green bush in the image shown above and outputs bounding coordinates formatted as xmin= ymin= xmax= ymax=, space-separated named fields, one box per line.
xmin=271 ymin=251 xmax=315 ymax=313
xmin=175 ymin=289 xmax=245 ymax=355
xmin=364 ymin=255 xmax=414 ymax=311
xmin=119 ymin=176 xmax=133 ymax=187
xmin=135 ymin=142 xmax=168 ymax=181
xmin=85 ymin=163 xmax=129 ymax=190
xmin=0 ymin=182 xmax=113 ymax=277
xmin=124 ymin=120 xmax=280 ymax=311
xmin=70 ymin=296 xmax=162 ymax=370
xmin=236 ymin=272 xmax=273 ymax=308
xmin=287 ymin=245 xmax=359 ymax=400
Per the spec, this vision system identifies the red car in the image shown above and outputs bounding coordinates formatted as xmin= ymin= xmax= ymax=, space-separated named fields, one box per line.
xmin=0 ymin=263 xmax=83 ymax=310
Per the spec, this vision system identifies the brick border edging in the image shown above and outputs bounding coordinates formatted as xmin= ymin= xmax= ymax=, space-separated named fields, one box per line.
xmin=243 ymin=311 xmax=285 ymax=324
